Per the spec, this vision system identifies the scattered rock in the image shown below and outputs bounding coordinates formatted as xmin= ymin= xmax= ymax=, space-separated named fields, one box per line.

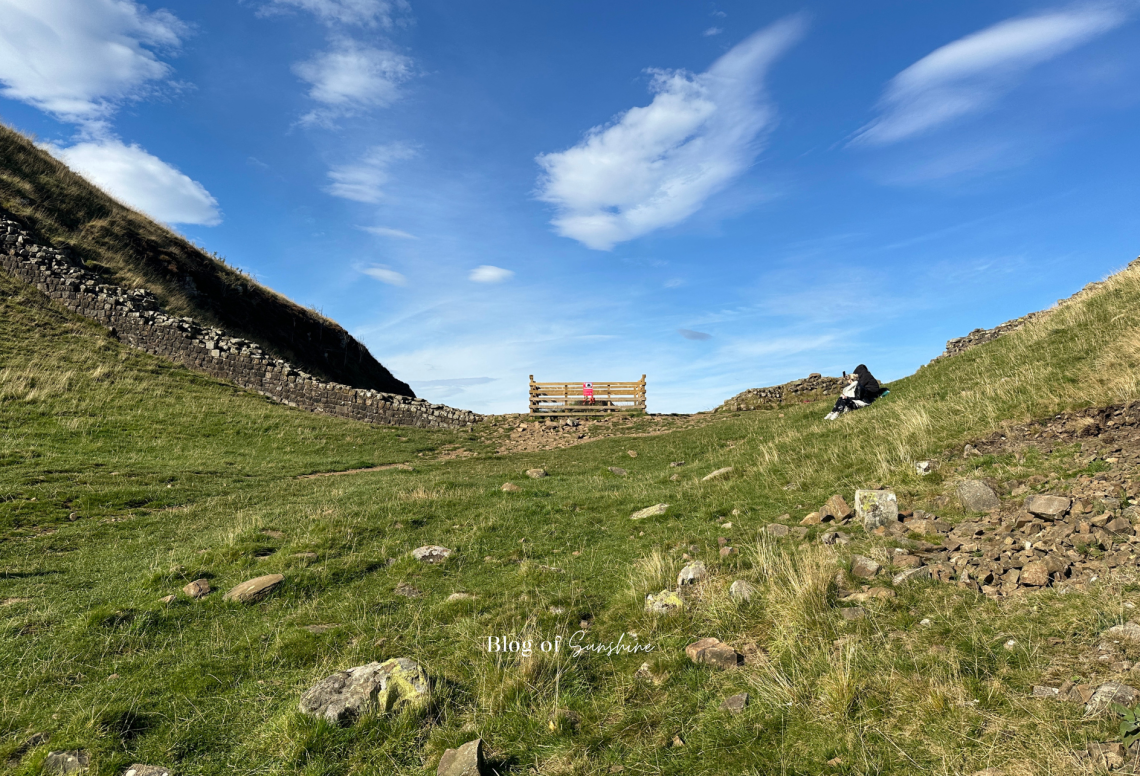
xmin=800 ymin=512 xmax=821 ymax=525
xmin=182 ymin=579 xmax=210 ymax=599
xmin=299 ymin=658 xmax=429 ymax=725
xmin=1019 ymin=561 xmax=1051 ymax=587
xmin=855 ymin=490 xmax=898 ymax=530
xmin=437 ymin=738 xmax=488 ymax=776
xmin=820 ymin=495 xmax=852 ymax=522
xmin=1105 ymin=622 xmax=1140 ymax=642
xmin=645 ymin=590 xmax=685 ymax=615
xmin=447 ymin=592 xmax=476 ymax=602
xmin=627 ymin=450 xmax=638 ymax=458
xmin=1032 ymin=686 xmax=1061 ymax=698
xmin=159 ymin=595 xmax=176 ymax=605
xmin=669 ymin=461 xmax=685 ymax=467
xmin=634 ymin=662 xmax=666 ymax=684
xmin=915 ymin=461 xmax=933 ymax=475
xmin=851 ymin=556 xmax=881 ymax=579
xmin=1086 ymin=742 xmax=1126 ymax=771
xmin=842 ymin=588 xmax=895 ymax=603
xmin=765 ymin=523 xmax=790 ymax=538
xmin=1085 ymin=681 xmax=1138 ymax=716
xmin=608 ymin=467 xmax=628 ymax=476
xmin=702 ymin=467 xmax=734 ymax=482
xmin=630 ymin=503 xmax=668 ymax=520
xmin=729 ymin=580 xmax=756 ymax=602
xmin=223 ymin=574 xmax=284 ymax=603
xmin=685 ymin=637 xmax=741 ymax=669
xmin=841 ymin=607 xmax=865 ymax=621
xmin=1024 ymin=494 xmax=1071 ymax=519
xmin=957 ymin=480 xmax=1000 ymax=512
xmin=677 ymin=561 xmax=708 ymax=587
xmin=720 ymin=692 xmax=749 ymax=714
xmin=820 ymin=531 xmax=850 ymax=546
xmin=395 ymin=582 xmax=423 ymax=598
xmin=526 ymin=469 xmax=548 ymax=479
xmin=412 ymin=545 xmax=453 ymax=564
xmin=123 ymin=766 xmax=171 ymax=776
xmin=892 ymin=567 xmax=931 ymax=586
xmin=719 ymin=546 xmax=738 ymax=558
xmin=500 ymin=483 xmax=521 ymax=492
xmin=43 ymin=751 xmax=90 ymax=775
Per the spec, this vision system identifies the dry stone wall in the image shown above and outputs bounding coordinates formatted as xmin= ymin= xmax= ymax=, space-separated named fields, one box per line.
xmin=715 ymin=373 xmax=845 ymax=412
xmin=0 ymin=212 xmax=480 ymax=429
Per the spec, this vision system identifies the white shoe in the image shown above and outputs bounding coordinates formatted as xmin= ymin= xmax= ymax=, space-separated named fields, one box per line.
xmin=824 ymin=412 xmax=838 ymax=421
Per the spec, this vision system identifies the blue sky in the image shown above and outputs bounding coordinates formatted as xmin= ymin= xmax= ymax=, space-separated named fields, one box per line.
xmin=0 ymin=0 xmax=1138 ymax=413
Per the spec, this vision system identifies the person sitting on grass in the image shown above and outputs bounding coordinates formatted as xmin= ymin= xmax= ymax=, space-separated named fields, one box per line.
xmin=824 ymin=364 xmax=886 ymax=420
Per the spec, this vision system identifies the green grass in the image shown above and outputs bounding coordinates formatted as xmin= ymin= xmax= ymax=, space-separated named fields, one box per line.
xmin=4 ymin=260 xmax=1140 ymax=774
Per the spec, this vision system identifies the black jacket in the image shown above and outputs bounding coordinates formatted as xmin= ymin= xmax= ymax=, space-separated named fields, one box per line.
xmin=851 ymin=364 xmax=883 ymax=403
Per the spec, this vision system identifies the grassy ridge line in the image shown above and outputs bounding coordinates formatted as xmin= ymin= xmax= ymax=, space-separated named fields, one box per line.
xmin=2 ymin=261 xmax=1140 ymax=772
xmin=0 ymin=122 xmax=411 ymax=394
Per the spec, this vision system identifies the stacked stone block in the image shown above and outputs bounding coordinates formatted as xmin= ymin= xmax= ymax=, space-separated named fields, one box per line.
xmin=0 ymin=212 xmax=480 ymax=430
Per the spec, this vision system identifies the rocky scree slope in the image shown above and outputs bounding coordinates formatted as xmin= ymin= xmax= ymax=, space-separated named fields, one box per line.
xmin=0 ymin=210 xmax=480 ymax=429
xmin=0 ymin=124 xmax=410 ymax=395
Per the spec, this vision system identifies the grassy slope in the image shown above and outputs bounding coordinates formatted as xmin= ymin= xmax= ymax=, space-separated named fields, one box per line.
xmin=0 ymin=122 xmax=411 ymax=395
xmin=2 ymin=260 xmax=1140 ymax=775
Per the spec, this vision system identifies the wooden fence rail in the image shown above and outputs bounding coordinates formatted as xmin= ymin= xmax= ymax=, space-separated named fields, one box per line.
xmin=529 ymin=375 xmax=646 ymax=415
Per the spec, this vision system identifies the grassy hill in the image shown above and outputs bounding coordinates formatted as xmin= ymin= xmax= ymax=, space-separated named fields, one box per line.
xmin=3 ymin=233 xmax=1140 ymax=774
xmin=0 ymin=123 xmax=412 ymax=396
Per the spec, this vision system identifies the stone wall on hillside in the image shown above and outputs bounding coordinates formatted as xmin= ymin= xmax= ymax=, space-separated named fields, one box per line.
xmin=933 ymin=258 xmax=1140 ymax=362
xmin=716 ymin=373 xmax=845 ymax=412
xmin=0 ymin=212 xmax=480 ymax=430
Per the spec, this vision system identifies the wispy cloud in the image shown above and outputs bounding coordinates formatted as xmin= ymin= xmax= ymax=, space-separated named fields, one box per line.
xmin=325 ymin=143 xmax=415 ymax=203
xmin=678 ymin=328 xmax=712 ymax=340
xmin=359 ymin=225 xmax=417 ymax=239
xmin=854 ymin=5 xmax=1128 ymax=146
xmin=469 ymin=265 xmax=514 ymax=283
xmin=294 ymin=40 xmax=412 ymax=124
xmin=260 ymin=0 xmax=407 ymax=28
xmin=0 ymin=0 xmax=187 ymax=126
xmin=48 ymin=138 xmax=221 ymax=226
xmin=535 ymin=16 xmax=805 ymax=250
xmin=362 ymin=265 xmax=407 ymax=285
xmin=703 ymin=27 xmax=723 ymax=37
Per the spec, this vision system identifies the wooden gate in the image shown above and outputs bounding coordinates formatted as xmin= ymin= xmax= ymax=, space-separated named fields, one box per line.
xmin=528 ymin=375 xmax=646 ymax=415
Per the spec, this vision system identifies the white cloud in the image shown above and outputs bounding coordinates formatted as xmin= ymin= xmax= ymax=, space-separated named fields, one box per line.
xmin=854 ymin=6 xmax=1128 ymax=145
xmin=294 ymin=40 xmax=412 ymax=123
xmin=261 ymin=0 xmax=405 ymax=27
xmin=325 ymin=143 xmax=415 ymax=203
xmin=359 ymin=225 xmax=417 ymax=239
xmin=703 ymin=27 xmax=724 ymax=37
xmin=535 ymin=17 xmax=805 ymax=250
xmin=0 ymin=0 xmax=186 ymax=123
xmin=51 ymin=139 xmax=221 ymax=226
xmin=468 ymin=265 xmax=514 ymax=283
xmin=362 ymin=265 xmax=406 ymax=285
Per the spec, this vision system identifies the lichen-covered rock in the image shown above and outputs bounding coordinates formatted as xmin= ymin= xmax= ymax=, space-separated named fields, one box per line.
xmin=1105 ymin=622 xmax=1140 ymax=642
xmin=43 ymin=751 xmax=89 ymax=775
xmin=851 ymin=556 xmax=881 ymax=579
xmin=1024 ymin=494 xmax=1071 ymax=518
xmin=525 ymin=468 xmax=547 ymax=479
xmin=412 ymin=545 xmax=453 ymax=564
xmin=437 ymin=738 xmax=487 ymax=776
xmin=685 ymin=637 xmax=741 ymax=669
xmin=1085 ymin=681 xmax=1138 ymax=716
xmin=855 ymin=490 xmax=897 ymax=530
xmin=182 ymin=579 xmax=210 ymax=599
xmin=630 ymin=503 xmax=668 ymax=520
xmin=645 ymin=589 xmax=685 ymax=615
xmin=223 ymin=574 xmax=284 ymax=603
xmin=500 ymin=483 xmax=520 ymax=492
xmin=123 ymin=767 xmax=172 ymax=776
xmin=299 ymin=658 xmax=429 ymax=725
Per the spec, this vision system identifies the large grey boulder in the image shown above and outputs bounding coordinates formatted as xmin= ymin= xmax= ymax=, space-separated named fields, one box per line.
xmin=956 ymin=480 xmax=1000 ymax=512
xmin=299 ymin=658 xmax=429 ymax=725
xmin=223 ymin=574 xmax=283 ymax=603
xmin=855 ymin=490 xmax=897 ymax=530
xmin=437 ymin=738 xmax=488 ymax=776
xmin=1024 ymin=494 xmax=1071 ymax=519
